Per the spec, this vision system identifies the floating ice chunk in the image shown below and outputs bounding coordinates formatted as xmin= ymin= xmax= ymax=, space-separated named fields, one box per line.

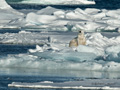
xmin=33 ymin=51 xmax=96 ymax=62
xmin=75 ymin=8 xmax=87 ymax=15
xmin=106 ymin=10 xmax=120 ymax=19
xmin=29 ymin=49 xmax=37 ymax=53
xmin=29 ymin=45 xmax=43 ymax=53
xmin=106 ymin=45 xmax=120 ymax=55
xmin=76 ymin=45 xmax=100 ymax=55
xmin=49 ymin=43 xmax=61 ymax=51
xmin=66 ymin=11 xmax=79 ymax=19
xmin=84 ymin=8 xmax=101 ymax=15
xmin=65 ymin=8 xmax=90 ymax=20
xmin=36 ymin=45 xmax=44 ymax=52
xmin=71 ymin=24 xmax=85 ymax=32
xmin=19 ymin=31 xmax=31 ymax=34
xmin=20 ymin=0 xmax=95 ymax=5
xmin=77 ymin=0 xmax=95 ymax=5
xmin=9 ymin=79 xmax=120 ymax=89
xmin=40 ymin=81 xmax=53 ymax=83
xmin=37 ymin=6 xmax=61 ymax=15
xmin=26 ymin=12 xmax=57 ymax=24
xmin=86 ymin=33 xmax=108 ymax=48
xmin=93 ymin=12 xmax=106 ymax=20
xmin=53 ymin=10 xmax=65 ymax=18
xmin=22 ymin=6 xmax=120 ymax=32
xmin=84 ymin=22 xmax=106 ymax=31
xmin=105 ymin=45 xmax=120 ymax=62
xmin=107 ymin=19 xmax=120 ymax=26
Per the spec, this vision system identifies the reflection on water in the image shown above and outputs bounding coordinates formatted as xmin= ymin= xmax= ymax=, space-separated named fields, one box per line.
xmin=0 ymin=68 xmax=120 ymax=79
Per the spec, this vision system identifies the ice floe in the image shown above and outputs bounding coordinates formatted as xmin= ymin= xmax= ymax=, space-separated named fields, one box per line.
xmin=20 ymin=0 xmax=95 ymax=5
xmin=8 ymin=79 xmax=120 ymax=89
xmin=0 ymin=31 xmax=120 ymax=72
xmin=1 ymin=0 xmax=120 ymax=32
xmin=24 ymin=7 xmax=120 ymax=32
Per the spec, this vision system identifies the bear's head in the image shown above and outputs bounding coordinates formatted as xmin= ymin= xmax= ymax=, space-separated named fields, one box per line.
xmin=78 ymin=30 xmax=84 ymax=35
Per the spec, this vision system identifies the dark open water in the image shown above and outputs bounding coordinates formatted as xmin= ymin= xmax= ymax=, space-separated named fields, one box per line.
xmin=0 ymin=75 xmax=78 ymax=90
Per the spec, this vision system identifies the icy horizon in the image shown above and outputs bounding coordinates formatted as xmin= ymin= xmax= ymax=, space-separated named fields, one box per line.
xmin=6 ymin=0 xmax=95 ymax=5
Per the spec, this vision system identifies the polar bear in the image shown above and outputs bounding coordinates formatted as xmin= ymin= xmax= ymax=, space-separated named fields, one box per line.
xmin=69 ymin=30 xmax=86 ymax=47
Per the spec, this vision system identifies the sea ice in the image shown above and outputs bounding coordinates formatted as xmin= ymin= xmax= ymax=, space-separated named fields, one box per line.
xmin=37 ymin=6 xmax=62 ymax=15
xmin=20 ymin=0 xmax=95 ymax=5
xmin=1 ymin=0 xmax=120 ymax=32
xmin=0 ymin=0 xmax=24 ymax=28
xmin=53 ymin=10 xmax=65 ymax=18
xmin=26 ymin=12 xmax=57 ymax=24
xmin=8 ymin=79 xmax=120 ymax=89
xmin=0 ymin=31 xmax=120 ymax=71
xmin=23 ymin=6 xmax=120 ymax=32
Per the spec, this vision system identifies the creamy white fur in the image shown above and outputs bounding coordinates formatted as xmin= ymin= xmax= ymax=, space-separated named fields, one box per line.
xmin=69 ymin=30 xmax=86 ymax=47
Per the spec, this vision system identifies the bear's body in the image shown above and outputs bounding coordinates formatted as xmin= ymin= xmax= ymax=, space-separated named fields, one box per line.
xmin=69 ymin=30 xmax=86 ymax=47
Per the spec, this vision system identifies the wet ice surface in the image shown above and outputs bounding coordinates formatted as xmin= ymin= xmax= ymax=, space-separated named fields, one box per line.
xmin=1 ymin=68 xmax=120 ymax=90
xmin=1 ymin=67 xmax=120 ymax=90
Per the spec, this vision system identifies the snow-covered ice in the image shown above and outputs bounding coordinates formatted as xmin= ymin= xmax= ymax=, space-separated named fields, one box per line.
xmin=0 ymin=0 xmax=24 ymax=28
xmin=23 ymin=7 xmax=120 ymax=32
xmin=0 ymin=31 xmax=120 ymax=72
xmin=0 ymin=0 xmax=120 ymax=32
xmin=20 ymin=0 xmax=95 ymax=5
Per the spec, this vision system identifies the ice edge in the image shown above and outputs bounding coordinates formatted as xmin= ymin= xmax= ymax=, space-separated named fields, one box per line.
xmin=8 ymin=83 xmax=119 ymax=90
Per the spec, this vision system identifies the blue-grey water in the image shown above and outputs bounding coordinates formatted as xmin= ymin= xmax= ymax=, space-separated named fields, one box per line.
xmin=0 ymin=74 xmax=77 ymax=90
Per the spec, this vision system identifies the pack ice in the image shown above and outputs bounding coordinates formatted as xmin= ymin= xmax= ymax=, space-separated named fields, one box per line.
xmin=24 ymin=6 xmax=120 ymax=32
xmin=1 ymin=0 xmax=120 ymax=32
xmin=0 ymin=31 xmax=120 ymax=72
